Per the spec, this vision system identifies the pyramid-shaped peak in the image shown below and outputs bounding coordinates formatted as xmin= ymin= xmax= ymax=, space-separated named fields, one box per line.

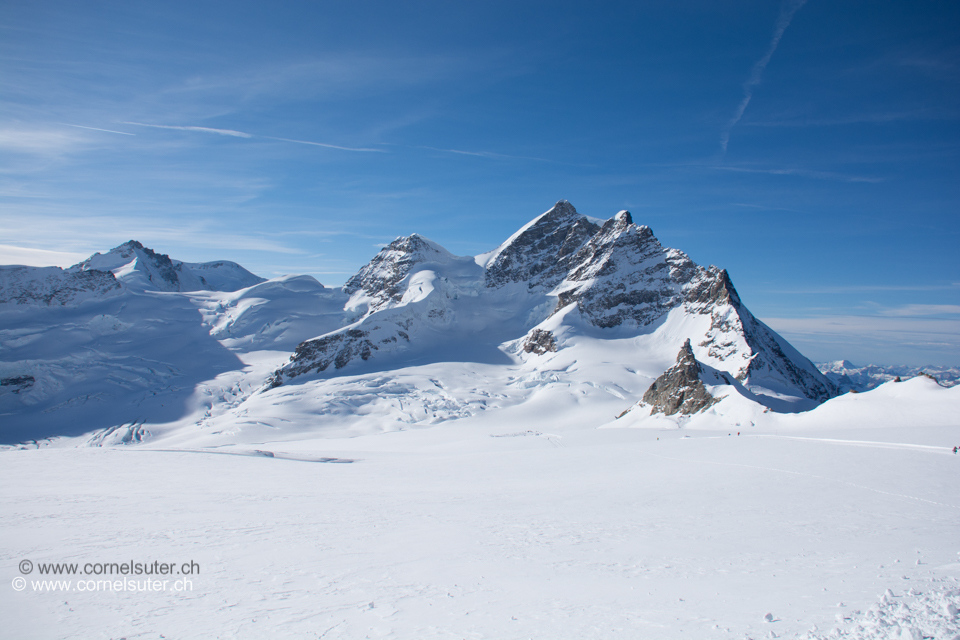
xmin=550 ymin=199 xmax=578 ymax=216
xmin=483 ymin=200 xmax=600 ymax=288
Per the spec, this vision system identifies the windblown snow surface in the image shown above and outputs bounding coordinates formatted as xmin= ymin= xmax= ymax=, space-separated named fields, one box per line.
xmin=2 ymin=207 xmax=959 ymax=639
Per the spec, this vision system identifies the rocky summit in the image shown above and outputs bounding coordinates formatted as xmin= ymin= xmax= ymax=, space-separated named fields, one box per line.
xmin=275 ymin=200 xmax=836 ymax=405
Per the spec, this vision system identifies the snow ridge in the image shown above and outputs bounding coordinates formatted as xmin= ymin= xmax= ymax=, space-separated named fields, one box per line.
xmin=69 ymin=240 xmax=264 ymax=292
xmin=0 ymin=265 xmax=121 ymax=306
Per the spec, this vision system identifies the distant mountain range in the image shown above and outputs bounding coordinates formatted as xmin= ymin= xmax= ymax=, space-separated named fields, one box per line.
xmin=1 ymin=201 xmax=950 ymax=447
xmin=816 ymin=360 xmax=959 ymax=392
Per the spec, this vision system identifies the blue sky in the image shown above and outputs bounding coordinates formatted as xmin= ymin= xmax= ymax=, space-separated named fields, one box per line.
xmin=1 ymin=0 xmax=958 ymax=366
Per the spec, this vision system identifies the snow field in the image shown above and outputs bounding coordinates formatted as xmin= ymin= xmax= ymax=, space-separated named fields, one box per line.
xmin=3 ymin=422 xmax=958 ymax=639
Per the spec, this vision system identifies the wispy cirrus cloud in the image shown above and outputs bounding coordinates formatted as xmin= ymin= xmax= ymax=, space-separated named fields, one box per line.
xmin=263 ymin=135 xmax=382 ymax=152
xmin=419 ymin=145 xmax=552 ymax=162
xmin=757 ymin=284 xmax=959 ymax=295
xmin=879 ymin=304 xmax=960 ymax=317
xmin=59 ymin=123 xmax=136 ymax=136
xmin=761 ymin=313 xmax=960 ymax=365
xmin=720 ymin=0 xmax=808 ymax=153
xmin=124 ymin=122 xmax=253 ymax=138
xmin=124 ymin=121 xmax=383 ymax=152
xmin=0 ymin=127 xmax=88 ymax=155
xmin=0 ymin=244 xmax=89 ymax=268
xmin=413 ymin=145 xmax=592 ymax=167
xmin=713 ymin=165 xmax=883 ymax=183
xmin=743 ymin=108 xmax=960 ymax=128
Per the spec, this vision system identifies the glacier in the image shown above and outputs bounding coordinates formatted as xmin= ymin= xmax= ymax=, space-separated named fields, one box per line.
xmin=1 ymin=202 xmax=958 ymax=640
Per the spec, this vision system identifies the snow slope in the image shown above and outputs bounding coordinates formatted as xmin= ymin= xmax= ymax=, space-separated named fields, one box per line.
xmin=0 ymin=265 xmax=121 ymax=306
xmin=2 ymin=413 xmax=958 ymax=639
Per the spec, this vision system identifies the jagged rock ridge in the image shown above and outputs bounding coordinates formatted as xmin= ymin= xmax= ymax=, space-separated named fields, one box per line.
xmin=271 ymin=200 xmax=837 ymax=405
xmin=637 ymin=339 xmax=722 ymax=416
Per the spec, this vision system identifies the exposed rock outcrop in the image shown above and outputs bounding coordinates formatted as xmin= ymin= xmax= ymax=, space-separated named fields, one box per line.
xmin=638 ymin=339 xmax=721 ymax=416
xmin=522 ymin=329 xmax=558 ymax=355
xmin=275 ymin=328 xmax=378 ymax=381
xmin=0 ymin=375 xmax=35 ymax=393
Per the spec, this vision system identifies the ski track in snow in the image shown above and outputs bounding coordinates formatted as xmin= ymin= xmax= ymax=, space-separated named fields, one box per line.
xmin=143 ymin=448 xmax=357 ymax=463
xmin=755 ymin=434 xmax=958 ymax=455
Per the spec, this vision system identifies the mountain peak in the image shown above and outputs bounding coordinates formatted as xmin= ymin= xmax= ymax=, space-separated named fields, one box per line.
xmin=483 ymin=201 xmax=600 ymax=288
xmin=551 ymin=199 xmax=578 ymax=216
xmin=343 ymin=233 xmax=457 ymax=313
xmin=68 ymin=241 xmax=263 ymax=293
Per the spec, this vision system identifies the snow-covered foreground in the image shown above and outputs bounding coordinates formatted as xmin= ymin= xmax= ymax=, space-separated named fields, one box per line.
xmin=3 ymin=417 xmax=959 ymax=639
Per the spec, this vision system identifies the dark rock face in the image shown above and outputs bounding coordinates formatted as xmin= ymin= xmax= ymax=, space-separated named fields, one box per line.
xmin=522 ymin=329 xmax=557 ymax=355
xmin=280 ymin=328 xmax=377 ymax=378
xmin=0 ymin=375 xmax=35 ymax=393
xmin=555 ymin=212 xmax=693 ymax=328
xmin=344 ymin=234 xmax=447 ymax=312
xmin=640 ymin=339 xmax=720 ymax=416
xmin=485 ymin=201 xmax=599 ymax=289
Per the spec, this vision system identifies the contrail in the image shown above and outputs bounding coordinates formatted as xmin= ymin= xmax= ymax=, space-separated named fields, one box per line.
xmin=720 ymin=0 xmax=808 ymax=153
xmin=59 ymin=123 xmax=135 ymax=136
xmin=123 ymin=122 xmax=382 ymax=151
xmin=124 ymin=122 xmax=252 ymax=137
xmin=262 ymin=135 xmax=384 ymax=152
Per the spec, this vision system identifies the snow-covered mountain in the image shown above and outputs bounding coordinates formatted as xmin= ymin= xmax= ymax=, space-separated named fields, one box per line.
xmin=69 ymin=240 xmax=264 ymax=292
xmin=273 ymin=201 xmax=835 ymax=407
xmin=817 ymin=360 xmax=960 ymax=392
xmin=1 ymin=200 xmax=918 ymax=447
